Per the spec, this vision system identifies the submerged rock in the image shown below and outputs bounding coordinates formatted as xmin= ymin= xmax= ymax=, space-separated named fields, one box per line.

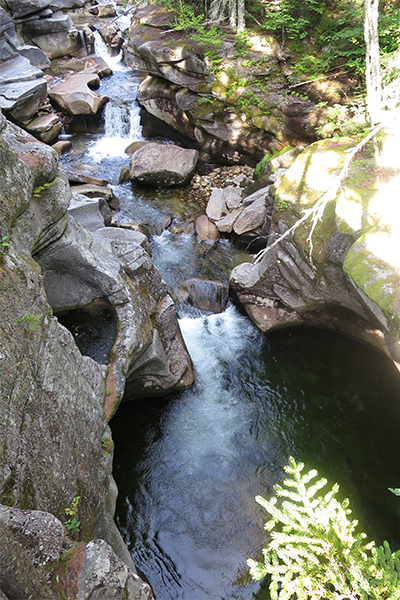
xmin=182 ymin=278 xmax=229 ymax=313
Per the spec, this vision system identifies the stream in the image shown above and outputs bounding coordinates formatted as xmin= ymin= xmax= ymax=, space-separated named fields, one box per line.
xmin=60 ymin=24 xmax=400 ymax=600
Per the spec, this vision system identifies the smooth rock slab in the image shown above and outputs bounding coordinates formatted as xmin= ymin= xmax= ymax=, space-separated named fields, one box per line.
xmin=26 ymin=111 xmax=62 ymax=144
xmin=0 ymin=77 xmax=47 ymax=122
xmin=195 ymin=214 xmax=219 ymax=244
xmin=4 ymin=0 xmax=52 ymax=19
xmin=206 ymin=187 xmax=226 ymax=222
xmin=129 ymin=142 xmax=198 ymax=187
xmin=48 ymin=71 xmax=109 ymax=115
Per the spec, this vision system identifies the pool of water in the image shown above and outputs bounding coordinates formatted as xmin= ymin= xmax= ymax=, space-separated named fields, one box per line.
xmin=111 ymin=307 xmax=400 ymax=600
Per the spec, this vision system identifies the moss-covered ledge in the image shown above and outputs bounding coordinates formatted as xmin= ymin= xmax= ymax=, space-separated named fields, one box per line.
xmin=230 ymin=125 xmax=400 ymax=366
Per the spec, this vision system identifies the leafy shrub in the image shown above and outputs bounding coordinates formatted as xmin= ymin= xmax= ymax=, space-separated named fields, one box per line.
xmin=248 ymin=457 xmax=400 ymax=599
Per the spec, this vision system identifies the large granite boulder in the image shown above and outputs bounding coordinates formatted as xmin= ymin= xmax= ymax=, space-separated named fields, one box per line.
xmin=129 ymin=141 xmax=199 ymax=186
xmin=230 ymin=117 xmax=400 ymax=366
xmin=0 ymin=51 xmax=48 ymax=122
xmin=0 ymin=505 xmax=153 ymax=599
xmin=124 ymin=5 xmax=212 ymax=92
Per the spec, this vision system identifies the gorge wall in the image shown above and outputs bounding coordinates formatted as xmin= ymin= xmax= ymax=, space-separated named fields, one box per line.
xmin=0 ymin=104 xmax=193 ymax=597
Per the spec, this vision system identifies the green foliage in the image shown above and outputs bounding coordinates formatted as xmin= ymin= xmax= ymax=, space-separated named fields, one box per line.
xmin=234 ymin=31 xmax=252 ymax=57
xmin=64 ymin=495 xmax=80 ymax=535
xmin=263 ymin=0 xmax=326 ymax=42
xmin=262 ymin=0 xmax=400 ymax=77
xmin=17 ymin=313 xmax=40 ymax=334
xmin=315 ymin=103 xmax=368 ymax=139
xmin=0 ymin=235 xmax=9 ymax=257
xmin=32 ymin=177 xmax=60 ymax=199
xmin=161 ymin=0 xmax=224 ymax=69
xmin=248 ymin=457 xmax=400 ymax=599
xmin=254 ymin=146 xmax=292 ymax=180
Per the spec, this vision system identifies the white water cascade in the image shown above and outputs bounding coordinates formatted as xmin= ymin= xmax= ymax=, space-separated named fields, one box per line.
xmin=87 ymin=31 xmax=144 ymax=161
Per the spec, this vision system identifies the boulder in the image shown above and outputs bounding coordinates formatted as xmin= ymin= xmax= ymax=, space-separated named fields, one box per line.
xmin=64 ymin=53 xmax=113 ymax=78
xmin=49 ymin=0 xmax=84 ymax=9
xmin=32 ymin=27 xmax=85 ymax=60
xmin=52 ymin=139 xmax=72 ymax=154
xmin=58 ymin=539 xmax=153 ymax=599
xmin=4 ymin=0 xmax=52 ymax=19
xmin=129 ymin=142 xmax=199 ymax=187
xmin=230 ymin=126 xmax=400 ymax=365
xmin=206 ymin=188 xmax=226 ymax=222
xmin=0 ymin=506 xmax=153 ymax=599
xmin=0 ymin=53 xmax=48 ymax=122
xmin=233 ymin=196 xmax=266 ymax=235
xmin=195 ymin=214 xmax=219 ymax=244
xmin=68 ymin=196 xmax=111 ymax=232
xmin=124 ymin=5 xmax=212 ymax=92
xmin=216 ymin=207 xmax=243 ymax=233
xmin=182 ymin=278 xmax=229 ymax=313
xmin=0 ymin=76 xmax=47 ymax=122
xmin=88 ymin=2 xmax=116 ymax=17
xmin=25 ymin=111 xmax=62 ymax=144
xmin=63 ymin=166 xmax=108 ymax=186
xmin=125 ymin=139 xmax=161 ymax=154
xmin=69 ymin=182 xmax=119 ymax=208
xmin=48 ymin=70 xmax=109 ymax=115
xmin=17 ymin=12 xmax=73 ymax=39
xmin=99 ymin=21 xmax=124 ymax=51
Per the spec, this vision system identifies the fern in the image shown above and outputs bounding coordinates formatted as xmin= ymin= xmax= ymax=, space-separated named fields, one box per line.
xmin=248 ymin=457 xmax=400 ymax=599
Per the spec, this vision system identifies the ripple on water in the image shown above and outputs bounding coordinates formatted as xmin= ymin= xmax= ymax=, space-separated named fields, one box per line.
xmin=111 ymin=306 xmax=400 ymax=600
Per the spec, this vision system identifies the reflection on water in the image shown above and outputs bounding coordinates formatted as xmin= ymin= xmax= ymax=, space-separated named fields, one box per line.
xmin=112 ymin=307 xmax=400 ymax=600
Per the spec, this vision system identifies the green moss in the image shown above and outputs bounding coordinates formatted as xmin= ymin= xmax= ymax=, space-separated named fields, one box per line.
xmin=0 ymin=465 xmax=16 ymax=506
xmin=344 ymin=243 xmax=399 ymax=314
xmin=20 ymin=478 xmax=36 ymax=510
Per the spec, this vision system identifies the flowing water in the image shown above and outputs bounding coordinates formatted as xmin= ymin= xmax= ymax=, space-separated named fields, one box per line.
xmin=60 ymin=27 xmax=400 ymax=600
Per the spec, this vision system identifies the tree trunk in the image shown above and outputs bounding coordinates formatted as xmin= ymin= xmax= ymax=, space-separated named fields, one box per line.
xmin=237 ymin=0 xmax=245 ymax=31
xmin=364 ymin=0 xmax=382 ymax=125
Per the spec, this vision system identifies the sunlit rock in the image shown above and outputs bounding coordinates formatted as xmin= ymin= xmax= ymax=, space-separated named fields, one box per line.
xmin=129 ymin=142 xmax=199 ymax=187
xmin=230 ymin=127 xmax=400 ymax=365
xmin=48 ymin=70 xmax=109 ymax=115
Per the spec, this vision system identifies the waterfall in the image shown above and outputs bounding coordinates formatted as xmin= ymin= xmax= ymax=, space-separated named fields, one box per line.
xmin=93 ymin=30 xmax=124 ymax=72
xmin=87 ymin=33 xmax=144 ymax=161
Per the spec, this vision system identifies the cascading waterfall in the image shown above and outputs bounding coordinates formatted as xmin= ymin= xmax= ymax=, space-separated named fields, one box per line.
xmin=87 ymin=31 xmax=144 ymax=161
